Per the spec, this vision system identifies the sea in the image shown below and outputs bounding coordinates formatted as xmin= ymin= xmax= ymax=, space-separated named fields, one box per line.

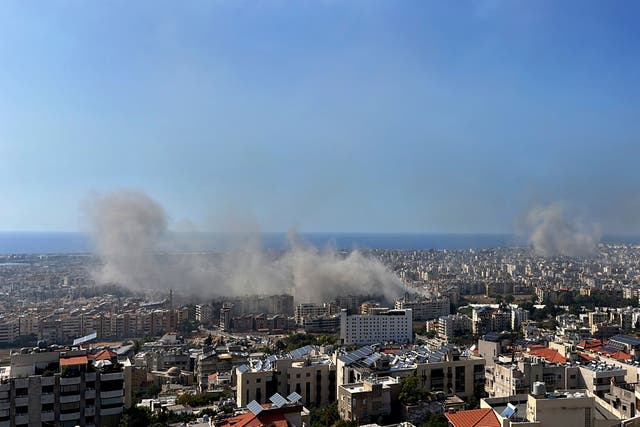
xmin=0 ymin=232 xmax=638 ymax=255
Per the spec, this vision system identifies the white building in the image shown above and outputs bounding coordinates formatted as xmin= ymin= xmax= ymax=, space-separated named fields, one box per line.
xmin=339 ymin=309 xmax=412 ymax=345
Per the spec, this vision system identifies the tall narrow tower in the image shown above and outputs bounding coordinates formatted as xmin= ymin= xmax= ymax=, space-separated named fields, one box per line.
xmin=169 ymin=288 xmax=173 ymax=309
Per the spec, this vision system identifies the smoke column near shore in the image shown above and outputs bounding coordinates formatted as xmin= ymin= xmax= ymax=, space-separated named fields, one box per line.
xmin=524 ymin=202 xmax=601 ymax=257
xmin=84 ymin=189 xmax=404 ymax=302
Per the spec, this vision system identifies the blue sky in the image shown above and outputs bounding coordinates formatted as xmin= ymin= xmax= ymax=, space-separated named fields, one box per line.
xmin=0 ymin=0 xmax=639 ymax=233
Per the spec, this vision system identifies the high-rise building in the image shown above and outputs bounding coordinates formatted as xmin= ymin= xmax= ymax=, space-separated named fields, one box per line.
xmin=339 ymin=309 xmax=412 ymax=345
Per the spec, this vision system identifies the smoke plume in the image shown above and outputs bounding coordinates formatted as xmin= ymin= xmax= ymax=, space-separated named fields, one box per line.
xmin=524 ymin=202 xmax=601 ymax=257
xmin=85 ymin=189 xmax=403 ymax=302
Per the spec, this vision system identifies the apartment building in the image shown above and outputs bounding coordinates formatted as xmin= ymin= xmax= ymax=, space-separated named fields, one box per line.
xmin=236 ymin=347 xmax=336 ymax=408
xmin=394 ymin=297 xmax=450 ymax=321
xmin=195 ymin=304 xmax=213 ymax=326
xmin=337 ymin=377 xmax=400 ymax=423
xmin=339 ymin=309 xmax=412 ymax=345
xmin=0 ymin=349 xmax=125 ymax=427
xmin=336 ymin=344 xmax=485 ymax=399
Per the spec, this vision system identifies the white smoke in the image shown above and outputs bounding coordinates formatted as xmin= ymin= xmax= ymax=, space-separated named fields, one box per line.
xmin=85 ymin=189 xmax=403 ymax=302
xmin=525 ymin=202 xmax=601 ymax=257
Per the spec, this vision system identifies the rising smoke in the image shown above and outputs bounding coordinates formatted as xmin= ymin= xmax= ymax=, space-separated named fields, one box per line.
xmin=524 ymin=202 xmax=601 ymax=257
xmin=84 ymin=189 xmax=403 ymax=302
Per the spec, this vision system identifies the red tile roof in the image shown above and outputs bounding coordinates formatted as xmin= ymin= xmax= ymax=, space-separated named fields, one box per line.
xmin=529 ymin=348 xmax=567 ymax=364
xmin=60 ymin=356 xmax=88 ymax=366
xmin=218 ymin=407 xmax=290 ymax=427
xmin=578 ymin=352 xmax=594 ymax=362
xmin=611 ymin=350 xmax=632 ymax=361
xmin=578 ymin=339 xmax=603 ymax=350
xmin=445 ymin=408 xmax=501 ymax=427
xmin=93 ymin=349 xmax=117 ymax=361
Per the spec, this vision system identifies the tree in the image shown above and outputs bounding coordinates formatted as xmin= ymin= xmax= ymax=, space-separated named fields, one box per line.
xmin=310 ymin=402 xmax=340 ymax=427
xmin=204 ymin=334 xmax=213 ymax=346
xmin=399 ymin=374 xmax=423 ymax=405
xmin=119 ymin=406 xmax=153 ymax=427
xmin=504 ymin=294 xmax=515 ymax=304
xmin=420 ymin=413 xmax=448 ymax=427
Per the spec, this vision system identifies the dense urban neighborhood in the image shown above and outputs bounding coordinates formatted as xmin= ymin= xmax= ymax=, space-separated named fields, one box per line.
xmin=1 ymin=245 xmax=640 ymax=426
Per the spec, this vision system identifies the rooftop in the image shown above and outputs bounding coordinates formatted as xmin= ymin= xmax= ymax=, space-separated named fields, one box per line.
xmin=445 ymin=408 xmax=500 ymax=427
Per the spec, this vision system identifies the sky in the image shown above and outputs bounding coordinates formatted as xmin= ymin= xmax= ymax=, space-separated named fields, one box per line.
xmin=0 ymin=0 xmax=639 ymax=234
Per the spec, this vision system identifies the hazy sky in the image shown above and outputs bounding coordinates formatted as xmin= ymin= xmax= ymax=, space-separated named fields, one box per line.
xmin=1 ymin=1 xmax=639 ymax=233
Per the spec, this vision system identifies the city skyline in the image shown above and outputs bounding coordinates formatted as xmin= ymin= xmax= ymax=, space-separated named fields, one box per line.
xmin=1 ymin=1 xmax=639 ymax=234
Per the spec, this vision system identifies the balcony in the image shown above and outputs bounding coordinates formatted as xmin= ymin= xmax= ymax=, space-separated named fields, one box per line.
xmin=41 ymin=393 xmax=55 ymax=404
xmin=101 ymin=406 xmax=123 ymax=416
xmin=60 ymin=412 xmax=81 ymax=422
xmin=60 ymin=394 xmax=80 ymax=403
xmin=0 ymin=421 xmax=8 ymax=427
xmin=0 ymin=384 xmax=8 ymax=392
xmin=85 ymin=372 xmax=96 ymax=381
xmin=85 ymin=389 xmax=96 ymax=399
xmin=41 ymin=376 xmax=55 ymax=387
xmin=100 ymin=389 xmax=123 ymax=399
xmin=14 ymin=378 xmax=28 ymax=389
xmin=60 ymin=376 xmax=81 ymax=386
xmin=0 ymin=410 xmax=7 ymax=418
xmin=85 ymin=406 xmax=95 ymax=416
xmin=0 ymin=392 xmax=7 ymax=401
xmin=14 ymin=397 xmax=29 ymax=407
xmin=41 ymin=411 xmax=55 ymax=422
xmin=101 ymin=396 xmax=123 ymax=406
xmin=100 ymin=372 xmax=124 ymax=381
xmin=14 ymin=414 xmax=29 ymax=425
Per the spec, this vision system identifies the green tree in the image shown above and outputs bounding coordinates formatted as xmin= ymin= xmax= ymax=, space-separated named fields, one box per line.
xmin=399 ymin=374 xmax=423 ymax=405
xmin=420 ymin=413 xmax=448 ymax=427
xmin=204 ymin=333 xmax=213 ymax=346
xmin=119 ymin=406 xmax=153 ymax=427
xmin=310 ymin=402 xmax=340 ymax=427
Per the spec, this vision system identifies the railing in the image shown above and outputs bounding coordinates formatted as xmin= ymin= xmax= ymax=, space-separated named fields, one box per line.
xmin=14 ymin=378 xmax=28 ymax=389
xmin=60 ymin=394 xmax=81 ymax=403
xmin=101 ymin=406 xmax=123 ymax=416
xmin=14 ymin=397 xmax=28 ymax=407
xmin=85 ymin=389 xmax=96 ymax=399
xmin=60 ymin=376 xmax=81 ymax=385
xmin=101 ymin=396 xmax=123 ymax=406
xmin=100 ymin=389 xmax=123 ymax=399
xmin=85 ymin=406 xmax=95 ymax=416
xmin=14 ymin=414 xmax=29 ymax=425
xmin=41 ymin=376 xmax=55 ymax=386
xmin=41 ymin=411 xmax=55 ymax=422
xmin=59 ymin=412 xmax=81 ymax=422
xmin=85 ymin=372 xmax=96 ymax=381
xmin=100 ymin=372 xmax=124 ymax=381
xmin=41 ymin=393 xmax=55 ymax=404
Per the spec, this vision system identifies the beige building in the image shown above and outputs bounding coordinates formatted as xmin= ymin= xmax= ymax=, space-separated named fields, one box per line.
xmin=236 ymin=355 xmax=336 ymax=408
xmin=337 ymin=377 xmax=400 ymax=423
xmin=486 ymin=358 xmax=580 ymax=398
xmin=481 ymin=388 xmax=624 ymax=427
